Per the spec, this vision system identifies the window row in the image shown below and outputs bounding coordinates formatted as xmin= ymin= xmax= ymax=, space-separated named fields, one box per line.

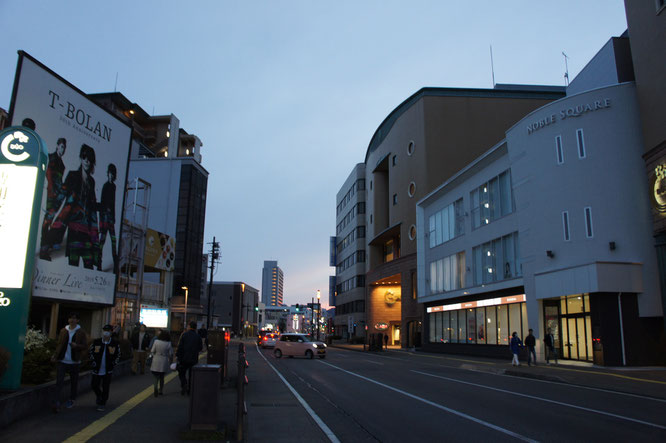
xmin=336 ymin=226 xmax=366 ymax=256
xmin=337 ymin=179 xmax=366 ymax=215
xmin=428 ymin=198 xmax=464 ymax=248
xmin=561 ymin=207 xmax=594 ymax=241
xmin=555 ymin=129 xmax=586 ymax=165
xmin=336 ymin=275 xmax=366 ymax=295
xmin=428 ymin=302 xmax=528 ymax=345
xmin=336 ymin=202 xmax=366 ymax=235
xmin=429 ymin=252 xmax=465 ymax=294
xmin=335 ymin=300 xmax=365 ymax=315
xmin=336 ymin=250 xmax=366 ymax=274
xmin=471 ymin=170 xmax=513 ymax=229
xmin=472 ymin=231 xmax=521 ymax=285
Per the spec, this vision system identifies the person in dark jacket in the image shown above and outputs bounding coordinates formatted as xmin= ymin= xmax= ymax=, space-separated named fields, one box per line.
xmin=544 ymin=327 xmax=558 ymax=364
xmin=176 ymin=321 xmax=203 ymax=395
xmin=39 ymin=137 xmax=67 ymax=261
xmin=89 ymin=325 xmax=121 ymax=411
xmin=131 ymin=324 xmax=151 ymax=374
xmin=52 ymin=312 xmax=88 ymax=412
xmin=524 ymin=329 xmax=537 ymax=366
xmin=510 ymin=331 xmax=523 ymax=366
xmin=97 ymin=163 xmax=117 ymax=272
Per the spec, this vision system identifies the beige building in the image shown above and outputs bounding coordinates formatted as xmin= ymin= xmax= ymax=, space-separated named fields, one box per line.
xmin=358 ymin=86 xmax=565 ymax=348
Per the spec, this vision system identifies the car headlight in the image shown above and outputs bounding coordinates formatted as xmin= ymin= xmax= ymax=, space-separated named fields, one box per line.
xmin=311 ymin=343 xmax=317 ymax=348
xmin=322 ymin=343 xmax=327 ymax=348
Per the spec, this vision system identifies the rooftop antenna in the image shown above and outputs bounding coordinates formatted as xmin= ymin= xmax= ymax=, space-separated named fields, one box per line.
xmin=114 ymin=72 xmax=118 ymax=92
xmin=490 ymin=45 xmax=496 ymax=87
xmin=562 ymin=52 xmax=570 ymax=86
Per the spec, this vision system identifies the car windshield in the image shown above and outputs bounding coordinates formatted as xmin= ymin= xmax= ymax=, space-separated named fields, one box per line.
xmin=298 ymin=335 xmax=313 ymax=342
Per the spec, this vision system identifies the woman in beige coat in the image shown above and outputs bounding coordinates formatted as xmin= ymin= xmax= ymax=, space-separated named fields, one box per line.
xmin=149 ymin=330 xmax=173 ymax=396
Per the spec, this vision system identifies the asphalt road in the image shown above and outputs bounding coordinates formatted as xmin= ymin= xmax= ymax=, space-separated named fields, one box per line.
xmin=250 ymin=344 xmax=666 ymax=443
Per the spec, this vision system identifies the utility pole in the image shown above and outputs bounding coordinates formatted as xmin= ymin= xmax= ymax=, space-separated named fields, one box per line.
xmin=207 ymin=237 xmax=219 ymax=329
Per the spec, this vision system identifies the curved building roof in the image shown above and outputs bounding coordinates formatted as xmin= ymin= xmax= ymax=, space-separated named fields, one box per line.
xmin=364 ymin=85 xmax=565 ymax=164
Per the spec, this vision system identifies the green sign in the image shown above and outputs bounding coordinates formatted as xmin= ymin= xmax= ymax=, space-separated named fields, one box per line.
xmin=0 ymin=126 xmax=48 ymax=390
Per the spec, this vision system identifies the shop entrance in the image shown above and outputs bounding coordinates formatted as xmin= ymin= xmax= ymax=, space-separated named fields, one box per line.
xmin=544 ymin=295 xmax=592 ymax=362
xmin=391 ymin=324 xmax=401 ymax=346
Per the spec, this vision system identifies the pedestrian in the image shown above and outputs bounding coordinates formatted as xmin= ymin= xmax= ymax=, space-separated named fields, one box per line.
xmin=198 ymin=325 xmax=208 ymax=348
xmin=510 ymin=331 xmax=523 ymax=366
xmin=525 ymin=328 xmax=537 ymax=366
xmin=150 ymin=330 xmax=174 ymax=397
xmin=176 ymin=321 xmax=203 ymax=395
xmin=383 ymin=334 xmax=389 ymax=350
xmin=52 ymin=312 xmax=88 ymax=412
xmin=544 ymin=327 xmax=558 ymax=364
xmin=89 ymin=324 xmax=121 ymax=412
xmin=131 ymin=324 xmax=151 ymax=374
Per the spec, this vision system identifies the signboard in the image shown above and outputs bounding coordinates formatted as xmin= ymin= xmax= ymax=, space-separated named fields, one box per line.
xmin=144 ymin=228 xmax=175 ymax=271
xmin=10 ymin=52 xmax=132 ymax=305
xmin=427 ymin=294 xmax=526 ymax=313
xmin=0 ymin=126 xmax=48 ymax=390
xmin=139 ymin=304 xmax=169 ymax=328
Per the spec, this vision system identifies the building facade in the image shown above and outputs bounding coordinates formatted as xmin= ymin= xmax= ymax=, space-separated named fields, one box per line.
xmin=209 ymin=282 xmax=259 ymax=335
xmin=261 ymin=260 xmax=284 ymax=306
xmin=89 ymin=93 xmax=208 ymax=332
xmin=417 ymin=37 xmax=664 ymax=365
xmin=340 ymin=86 xmax=565 ymax=348
xmin=332 ymin=163 xmax=367 ymax=338
xmin=624 ymin=0 xmax=666 ymax=327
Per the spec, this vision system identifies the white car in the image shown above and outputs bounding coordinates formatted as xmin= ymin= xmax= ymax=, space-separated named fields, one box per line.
xmin=274 ymin=333 xmax=326 ymax=359
xmin=260 ymin=332 xmax=279 ymax=348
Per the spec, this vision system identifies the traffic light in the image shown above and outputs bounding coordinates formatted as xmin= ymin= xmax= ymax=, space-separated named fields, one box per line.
xmin=254 ymin=306 xmax=258 ymax=311
xmin=295 ymin=304 xmax=300 ymax=312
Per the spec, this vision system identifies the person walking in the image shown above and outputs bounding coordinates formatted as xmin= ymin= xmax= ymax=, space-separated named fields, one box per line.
xmin=176 ymin=321 xmax=203 ymax=395
xmin=89 ymin=325 xmax=121 ymax=411
xmin=524 ymin=329 xmax=537 ymax=366
xmin=52 ymin=312 xmax=88 ymax=412
xmin=544 ymin=327 xmax=558 ymax=364
xmin=131 ymin=324 xmax=151 ymax=374
xmin=383 ymin=334 xmax=389 ymax=350
xmin=150 ymin=330 xmax=174 ymax=397
xmin=510 ymin=331 xmax=523 ymax=366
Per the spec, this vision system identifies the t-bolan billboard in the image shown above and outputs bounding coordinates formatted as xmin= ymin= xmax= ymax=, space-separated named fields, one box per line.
xmin=9 ymin=52 xmax=131 ymax=305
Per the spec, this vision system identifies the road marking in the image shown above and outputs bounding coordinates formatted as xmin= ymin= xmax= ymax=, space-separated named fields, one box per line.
xmin=363 ymin=359 xmax=384 ymax=365
xmin=542 ymin=365 xmax=666 ymax=385
xmin=502 ymin=371 xmax=666 ymax=403
xmin=320 ymin=361 xmax=537 ymax=443
xmin=413 ymin=370 xmax=666 ymax=430
xmin=63 ymin=371 xmax=179 ymax=443
xmin=255 ymin=344 xmax=340 ymax=443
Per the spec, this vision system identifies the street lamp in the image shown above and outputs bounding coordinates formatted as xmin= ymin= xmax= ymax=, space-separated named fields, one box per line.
xmin=182 ymin=286 xmax=189 ymax=329
xmin=316 ymin=289 xmax=321 ymax=341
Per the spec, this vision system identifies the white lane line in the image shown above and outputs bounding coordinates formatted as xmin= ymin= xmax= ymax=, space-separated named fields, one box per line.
xmin=413 ymin=370 xmax=666 ymax=430
xmin=255 ymin=344 xmax=340 ymax=443
xmin=320 ymin=361 xmax=537 ymax=443
xmin=363 ymin=360 xmax=384 ymax=365
xmin=502 ymin=371 xmax=666 ymax=403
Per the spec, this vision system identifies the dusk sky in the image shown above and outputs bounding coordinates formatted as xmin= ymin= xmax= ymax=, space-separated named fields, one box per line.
xmin=1 ymin=1 xmax=628 ymax=307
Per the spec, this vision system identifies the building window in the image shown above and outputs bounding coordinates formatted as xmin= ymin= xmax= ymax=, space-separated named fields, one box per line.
xmin=584 ymin=206 xmax=593 ymax=238
xmin=393 ymin=194 xmax=398 ymax=205
xmin=429 ymin=251 xmax=465 ymax=294
xmin=392 ymin=155 xmax=397 ymax=166
xmin=407 ymin=140 xmax=415 ymax=156
xmin=357 ymin=179 xmax=365 ymax=190
xmin=409 ymin=224 xmax=417 ymax=241
xmin=562 ymin=211 xmax=570 ymax=241
xmin=576 ymin=129 xmax=586 ymax=159
xmin=370 ymin=214 xmax=373 ymax=224
xmin=408 ymin=182 xmax=416 ymax=197
xmin=370 ymin=180 xmax=373 ymax=191
xmin=555 ymin=135 xmax=564 ymax=165
xmin=383 ymin=239 xmax=395 ymax=262
xmin=472 ymin=232 xmax=521 ymax=285
xmin=429 ymin=198 xmax=464 ymax=248
xmin=471 ymin=170 xmax=513 ymax=229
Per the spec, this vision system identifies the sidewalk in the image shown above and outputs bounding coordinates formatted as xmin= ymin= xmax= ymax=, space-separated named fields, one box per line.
xmin=329 ymin=342 xmax=666 ymax=399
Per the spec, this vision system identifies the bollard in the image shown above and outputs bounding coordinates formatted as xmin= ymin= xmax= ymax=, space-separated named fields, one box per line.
xmin=188 ymin=364 xmax=221 ymax=430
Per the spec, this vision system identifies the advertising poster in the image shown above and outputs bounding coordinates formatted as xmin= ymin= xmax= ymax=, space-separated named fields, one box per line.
xmin=10 ymin=52 xmax=131 ymax=305
xmin=144 ymin=228 xmax=175 ymax=271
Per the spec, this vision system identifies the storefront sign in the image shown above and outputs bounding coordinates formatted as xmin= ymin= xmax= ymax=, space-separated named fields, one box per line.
xmin=427 ymin=294 xmax=526 ymax=313
xmin=527 ymin=98 xmax=611 ymax=135
xmin=384 ymin=290 xmax=400 ymax=305
xmin=0 ymin=126 xmax=48 ymax=391
xmin=139 ymin=305 xmax=169 ymax=328
xmin=375 ymin=322 xmax=389 ymax=330
xmin=144 ymin=228 xmax=175 ymax=271
xmin=651 ymin=164 xmax=666 ymax=213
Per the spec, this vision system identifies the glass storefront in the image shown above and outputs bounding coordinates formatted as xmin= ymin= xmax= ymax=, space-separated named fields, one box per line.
xmin=427 ymin=295 xmax=527 ymax=345
xmin=543 ymin=294 xmax=592 ymax=362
